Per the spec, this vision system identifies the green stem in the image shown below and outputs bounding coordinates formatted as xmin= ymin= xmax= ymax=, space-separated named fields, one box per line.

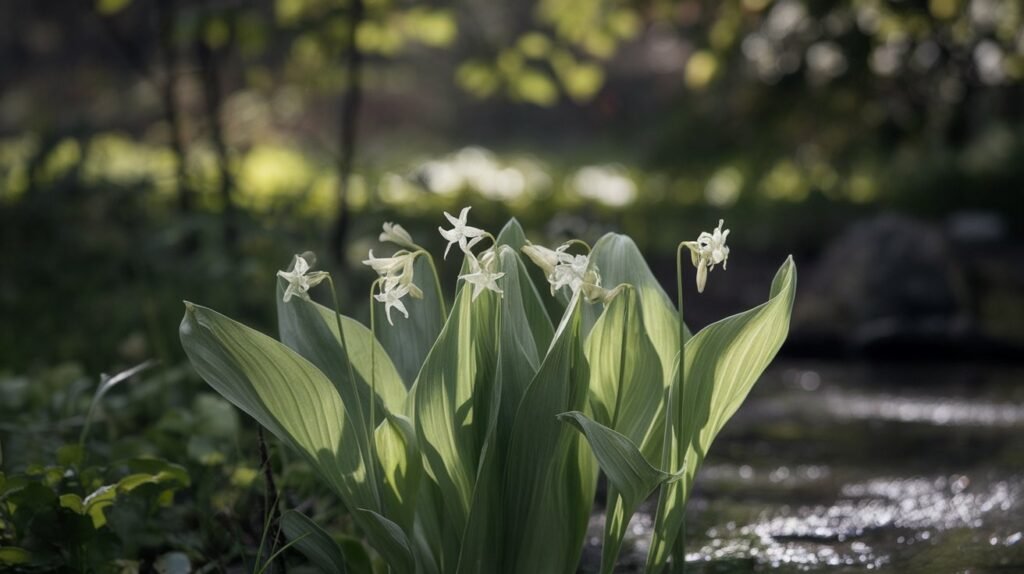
xmin=369 ymin=279 xmax=380 ymax=431
xmin=609 ymin=285 xmax=633 ymax=430
xmin=564 ymin=238 xmax=591 ymax=254
xmin=325 ymin=275 xmax=381 ymax=508
xmin=675 ymin=243 xmax=686 ymax=393
xmin=674 ymin=242 xmax=689 ymax=574
xmin=414 ymin=250 xmax=448 ymax=317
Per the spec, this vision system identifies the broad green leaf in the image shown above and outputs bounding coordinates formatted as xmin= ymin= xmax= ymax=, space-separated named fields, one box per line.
xmin=585 ymin=287 xmax=663 ymax=454
xmin=647 ymin=257 xmax=797 ymax=573
xmin=374 ymin=254 xmax=446 ymax=387
xmin=281 ymin=510 xmax=348 ymax=574
xmin=589 ymin=233 xmax=691 ymax=501
xmin=59 ymin=493 xmax=84 ymax=513
xmin=278 ymin=280 xmax=407 ymax=431
xmin=502 ymin=294 xmax=593 ymax=574
xmin=558 ymin=411 xmax=676 ymax=574
xmin=494 ymin=218 xmax=529 ymax=250
xmin=455 ymin=245 xmax=552 ymax=573
xmin=337 ymin=536 xmax=375 ymax=574
xmin=179 ymin=303 xmax=382 ymax=533
xmin=412 ymin=283 xmax=498 ymax=541
xmin=357 ymin=509 xmax=415 ymax=574
xmin=374 ymin=413 xmax=422 ymax=532
xmin=492 ymin=246 xmax=553 ymax=447
xmin=582 ymin=287 xmax=665 ymax=572
xmin=497 ymin=218 xmax=568 ymax=320
xmin=410 ymin=479 xmax=452 ymax=574
xmin=590 ymin=233 xmax=687 ymax=389
xmin=454 ymin=421 xmax=501 ymax=574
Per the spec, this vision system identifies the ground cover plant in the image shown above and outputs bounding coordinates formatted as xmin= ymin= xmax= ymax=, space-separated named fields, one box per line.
xmin=179 ymin=209 xmax=796 ymax=573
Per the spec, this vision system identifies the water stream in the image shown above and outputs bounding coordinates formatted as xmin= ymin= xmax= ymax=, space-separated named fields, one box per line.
xmin=583 ymin=361 xmax=1024 ymax=572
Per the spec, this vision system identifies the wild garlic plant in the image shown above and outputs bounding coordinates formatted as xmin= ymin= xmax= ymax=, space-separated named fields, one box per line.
xmin=180 ymin=209 xmax=796 ymax=574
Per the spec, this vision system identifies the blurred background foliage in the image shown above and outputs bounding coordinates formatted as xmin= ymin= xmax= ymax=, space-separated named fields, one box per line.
xmin=2 ymin=0 xmax=1023 ymax=370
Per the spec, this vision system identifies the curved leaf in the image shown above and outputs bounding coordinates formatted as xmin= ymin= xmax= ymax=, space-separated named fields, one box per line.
xmin=179 ymin=304 xmax=381 ymax=534
xmin=281 ymin=510 xmax=347 ymax=574
xmin=374 ymin=413 xmax=422 ymax=531
xmin=590 ymin=233 xmax=688 ymax=388
xmin=582 ymin=287 xmax=665 ymax=572
xmin=502 ymin=293 xmax=594 ymax=574
xmin=357 ymin=509 xmax=416 ymax=574
xmin=647 ymin=257 xmax=797 ymax=573
xmin=413 ymin=283 xmax=498 ymax=539
xmin=278 ymin=285 xmax=407 ymax=424
xmin=494 ymin=218 xmax=529 ymax=250
xmin=558 ymin=410 xmax=675 ymax=501
xmin=585 ymin=287 xmax=663 ymax=454
xmin=374 ymin=254 xmax=446 ymax=387
xmin=455 ymin=245 xmax=553 ymax=573
xmin=558 ymin=412 xmax=676 ymax=572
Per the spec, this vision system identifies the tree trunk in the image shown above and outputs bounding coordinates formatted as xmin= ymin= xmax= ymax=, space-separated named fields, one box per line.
xmin=155 ymin=0 xmax=199 ymax=255
xmin=328 ymin=0 xmax=366 ymax=265
xmin=197 ymin=4 xmax=238 ymax=250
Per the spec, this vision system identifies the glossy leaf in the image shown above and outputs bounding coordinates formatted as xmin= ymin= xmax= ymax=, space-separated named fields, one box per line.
xmin=179 ymin=304 xmax=384 ymax=543
xmin=647 ymin=257 xmax=797 ymax=573
xmin=558 ymin=411 xmax=677 ymax=573
xmin=277 ymin=280 xmax=407 ymax=429
xmin=582 ymin=287 xmax=664 ymax=571
xmin=455 ymin=245 xmax=552 ymax=573
xmin=502 ymin=293 xmax=594 ymax=574
xmin=413 ymin=281 xmax=498 ymax=539
xmin=374 ymin=413 xmax=422 ymax=532
xmin=590 ymin=233 xmax=688 ymax=388
xmin=373 ymin=254 xmax=446 ymax=387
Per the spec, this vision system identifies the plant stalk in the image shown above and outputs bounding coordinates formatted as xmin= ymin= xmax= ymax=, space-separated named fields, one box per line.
xmin=326 ymin=274 xmax=381 ymax=509
xmin=674 ymin=242 xmax=689 ymax=574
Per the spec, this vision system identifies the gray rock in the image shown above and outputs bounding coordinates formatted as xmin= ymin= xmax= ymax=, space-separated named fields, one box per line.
xmin=794 ymin=214 xmax=972 ymax=352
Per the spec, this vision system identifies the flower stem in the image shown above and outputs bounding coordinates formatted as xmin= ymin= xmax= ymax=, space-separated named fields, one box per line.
xmin=325 ymin=275 xmax=381 ymax=507
xmin=369 ymin=279 xmax=380 ymax=432
xmin=415 ymin=250 xmax=448 ymax=318
xmin=564 ymin=238 xmax=592 ymax=254
xmin=610 ymin=285 xmax=634 ymax=430
xmin=673 ymin=241 xmax=689 ymax=574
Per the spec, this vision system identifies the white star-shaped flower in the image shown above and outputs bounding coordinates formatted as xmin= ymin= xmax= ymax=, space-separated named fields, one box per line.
xmin=548 ymin=244 xmax=592 ymax=294
xmin=374 ymin=283 xmax=411 ymax=325
xmin=277 ymin=255 xmax=329 ymax=302
xmin=522 ymin=241 xmax=608 ymax=301
xmin=362 ymin=250 xmax=422 ymax=298
xmin=690 ymin=219 xmax=731 ymax=293
xmin=438 ymin=206 xmax=485 ymax=259
xmin=458 ymin=251 xmax=505 ymax=301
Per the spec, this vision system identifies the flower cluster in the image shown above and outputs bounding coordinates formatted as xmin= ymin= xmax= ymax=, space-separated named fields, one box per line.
xmin=521 ymin=242 xmax=610 ymax=303
xmin=684 ymin=219 xmax=731 ymax=292
xmin=362 ymin=222 xmax=424 ymax=325
xmin=281 ymin=211 xmax=731 ymax=327
xmin=439 ymin=207 xmax=504 ymax=301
